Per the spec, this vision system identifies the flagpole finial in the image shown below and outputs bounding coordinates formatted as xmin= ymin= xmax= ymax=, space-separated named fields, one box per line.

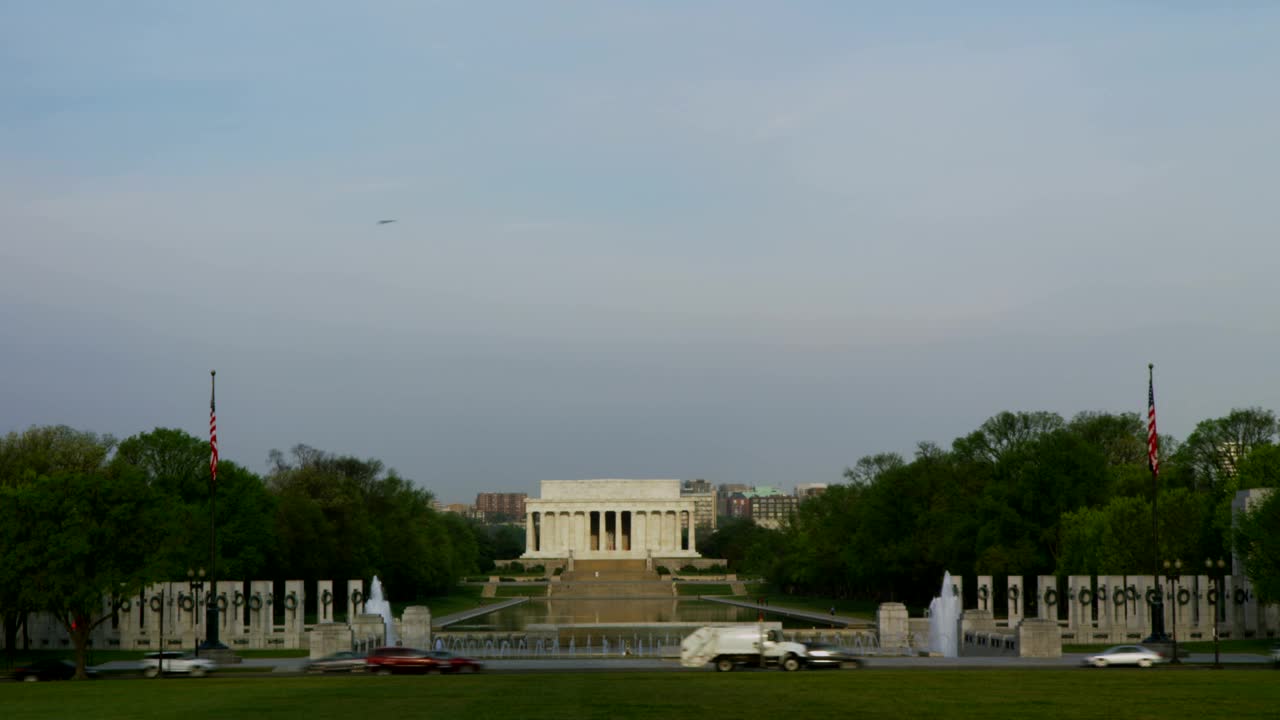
xmin=211 ymin=369 xmax=216 ymax=377
xmin=1148 ymin=363 xmax=1153 ymax=370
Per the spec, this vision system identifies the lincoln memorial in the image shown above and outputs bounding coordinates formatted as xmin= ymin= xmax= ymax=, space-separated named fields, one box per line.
xmin=521 ymin=479 xmax=700 ymax=560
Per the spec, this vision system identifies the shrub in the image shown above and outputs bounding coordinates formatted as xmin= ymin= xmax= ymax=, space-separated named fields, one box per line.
xmin=553 ymin=567 xmax=564 ymax=576
xmin=508 ymin=561 xmax=525 ymax=573
xmin=680 ymin=564 xmax=699 ymax=573
xmin=656 ymin=566 xmax=671 ymax=575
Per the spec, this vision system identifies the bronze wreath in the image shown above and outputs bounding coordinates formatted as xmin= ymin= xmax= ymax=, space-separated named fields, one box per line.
xmin=149 ymin=596 xmax=163 ymax=612
xmin=284 ymin=592 xmax=298 ymax=611
xmin=1177 ymin=588 xmax=1191 ymax=606
xmin=216 ymin=594 xmax=228 ymax=611
xmin=1078 ymin=588 xmax=1093 ymax=605
xmin=1113 ymin=588 xmax=1127 ymax=605
xmin=248 ymin=594 xmax=263 ymax=611
xmin=1044 ymin=588 xmax=1058 ymax=606
xmin=233 ymin=591 xmax=246 ymax=607
xmin=1233 ymin=588 xmax=1247 ymax=605
xmin=179 ymin=595 xmax=195 ymax=612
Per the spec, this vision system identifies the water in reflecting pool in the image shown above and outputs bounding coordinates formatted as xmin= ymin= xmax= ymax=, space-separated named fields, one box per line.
xmin=447 ymin=598 xmax=785 ymax=631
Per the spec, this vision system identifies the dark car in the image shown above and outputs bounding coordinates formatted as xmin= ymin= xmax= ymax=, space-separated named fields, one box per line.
xmin=306 ymin=651 xmax=367 ymax=673
xmin=365 ymin=647 xmax=439 ymax=675
xmin=365 ymin=647 xmax=483 ymax=675
xmin=11 ymin=659 xmax=98 ymax=682
xmin=424 ymin=650 xmax=483 ymax=674
xmin=802 ymin=643 xmax=862 ymax=669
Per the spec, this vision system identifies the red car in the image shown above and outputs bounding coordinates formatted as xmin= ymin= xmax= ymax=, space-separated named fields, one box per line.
xmin=365 ymin=647 xmax=482 ymax=674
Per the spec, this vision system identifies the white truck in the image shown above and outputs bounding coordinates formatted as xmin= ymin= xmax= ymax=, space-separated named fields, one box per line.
xmin=680 ymin=625 xmax=815 ymax=672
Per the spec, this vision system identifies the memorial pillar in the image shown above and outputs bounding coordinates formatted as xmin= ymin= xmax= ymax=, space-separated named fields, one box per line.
xmin=284 ymin=580 xmax=305 ymax=648
xmin=346 ymin=579 xmax=365 ymax=621
xmin=526 ymin=512 xmax=535 ymax=554
xmin=688 ymin=515 xmax=696 ymax=555
xmin=1006 ymin=577 xmax=1023 ymax=628
xmin=1037 ymin=575 xmax=1055 ymax=621
xmin=221 ymin=579 xmax=243 ymax=648
xmin=250 ymin=580 xmax=272 ymax=646
xmin=318 ymin=580 xmax=335 ymax=624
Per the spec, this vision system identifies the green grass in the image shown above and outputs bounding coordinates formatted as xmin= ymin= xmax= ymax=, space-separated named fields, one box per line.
xmin=3 ymin=669 xmax=1277 ymax=720
xmin=495 ymin=585 xmax=548 ymax=597
xmin=676 ymin=583 xmax=733 ymax=596
xmin=389 ymin=585 xmax=486 ymax=618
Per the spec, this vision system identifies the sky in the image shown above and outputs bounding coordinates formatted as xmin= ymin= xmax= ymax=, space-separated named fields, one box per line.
xmin=3 ymin=2 xmax=1279 ymax=504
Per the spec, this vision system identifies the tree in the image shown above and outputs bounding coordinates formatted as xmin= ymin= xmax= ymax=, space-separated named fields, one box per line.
xmin=1234 ymin=488 xmax=1280 ymax=604
xmin=843 ymin=452 xmax=906 ymax=485
xmin=117 ymin=428 xmax=277 ymax=579
xmin=1177 ymin=408 xmax=1278 ymax=492
xmin=0 ymin=426 xmax=118 ymax=661
xmin=0 ymin=466 xmax=176 ymax=678
xmin=952 ymin=411 xmax=1065 ymax=465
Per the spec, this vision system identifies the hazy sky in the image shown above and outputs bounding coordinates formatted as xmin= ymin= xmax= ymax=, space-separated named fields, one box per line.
xmin=3 ymin=2 xmax=1279 ymax=504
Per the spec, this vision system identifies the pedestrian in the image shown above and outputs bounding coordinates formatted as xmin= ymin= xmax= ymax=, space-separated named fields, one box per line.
xmin=829 ymin=606 xmax=836 ymax=616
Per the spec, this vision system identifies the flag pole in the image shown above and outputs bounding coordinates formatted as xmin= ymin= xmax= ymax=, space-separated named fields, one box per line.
xmin=203 ymin=370 xmax=225 ymax=651
xmin=1145 ymin=363 xmax=1168 ymax=645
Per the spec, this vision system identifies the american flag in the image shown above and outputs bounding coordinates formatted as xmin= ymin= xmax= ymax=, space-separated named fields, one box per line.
xmin=210 ymin=371 xmax=219 ymax=484
xmin=1147 ymin=365 xmax=1159 ymax=476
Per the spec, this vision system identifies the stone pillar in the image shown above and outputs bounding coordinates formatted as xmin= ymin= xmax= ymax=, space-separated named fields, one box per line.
xmin=351 ymin=614 xmax=386 ymax=650
xmin=1066 ymin=576 xmax=1085 ymax=630
xmin=1170 ymin=574 xmax=1191 ymax=639
xmin=1006 ymin=577 xmax=1024 ymax=628
xmin=543 ymin=512 xmax=556 ymax=554
xmin=975 ymin=575 xmax=993 ymax=613
xmin=400 ymin=606 xmax=432 ymax=650
xmin=526 ymin=513 xmax=535 ymax=554
xmin=318 ymin=580 xmax=335 ymax=624
xmin=1017 ymin=618 xmax=1062 ymax=658
xmin=877 ymin=602 xmax=910 ymax=652
xmin=310 ymin=622 xmax=353 ymax=659
xmin=250 ymin=580 xmax=272 ymax=644
xmin=283 ymin=580 xmax=305 ymax=647
xmin=1134 ymin=576 xmax=1150 ymax=637
xmin=1243 ymin=578 xmax=1260 ymax=637
xmin=1037 ymin=576 xmax=1055 ymax=620
xmin=1094 ymin=577 xmax=1110 ymax=640
xmin=1223 ymin=575 xmax=1243 ymax=638
xmin=215 ymin=580 xmax=239 ymax=647
xmin=688 ymin=516 xmax=697 ymax=555
xmin=347 ymin=579 xmax=365 ymax=621
xmin=561 ymin=511 xmax=571 ymax=553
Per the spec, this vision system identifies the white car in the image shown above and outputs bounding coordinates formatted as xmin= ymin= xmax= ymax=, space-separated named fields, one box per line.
xmin=1082 ymin=645 xmax=1165 ymax=668
xmin=141 ymin=651 xmax=216 ymax=678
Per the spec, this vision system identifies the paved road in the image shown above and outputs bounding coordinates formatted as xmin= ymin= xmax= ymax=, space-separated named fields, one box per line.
xmin=85 ymin=652 xmax=1273 ymax=676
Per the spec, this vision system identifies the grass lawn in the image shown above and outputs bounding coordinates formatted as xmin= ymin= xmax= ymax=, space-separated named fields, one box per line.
xmin=676 ymin=583 xmax=733 ymax=596
xmin=390 ymin=585 xmax=487 ymax=619
xmin=3 ymin=669 xmax=1277 ymax=720
xmin=495 ymin=585 xmax=548 ymax=597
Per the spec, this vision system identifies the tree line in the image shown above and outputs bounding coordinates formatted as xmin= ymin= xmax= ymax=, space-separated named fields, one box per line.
xmin=0 ymin=426 xmax=524 ymax=673
xmin=701 ymin=408 xmax=1280 ymax=608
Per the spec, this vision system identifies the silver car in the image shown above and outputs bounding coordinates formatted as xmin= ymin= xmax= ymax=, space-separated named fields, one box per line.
xmin=1082 ymin=645 xmax=1165 ymax=668
xmin=141 ymin=651 xmax=216 ymax=678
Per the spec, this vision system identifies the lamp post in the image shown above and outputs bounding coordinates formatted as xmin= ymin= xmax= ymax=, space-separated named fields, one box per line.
xmin=187 ymin=568 xmax=204 ymax=657
xmin=1205 ymin=558 xmax=1225 ymax=669
xmin=1163 ymin=559 xmax=1182 ymax=664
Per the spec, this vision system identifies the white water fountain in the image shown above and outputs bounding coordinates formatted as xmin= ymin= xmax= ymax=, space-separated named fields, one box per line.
xmin=366 ymin=575 xmax=398 ymax=647
xmin=928 ymin=571 xmax=960 ymax=658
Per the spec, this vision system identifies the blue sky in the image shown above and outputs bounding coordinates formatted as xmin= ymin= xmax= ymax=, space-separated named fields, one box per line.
xmin=3 ymin=2 xmax=1279 ymax=503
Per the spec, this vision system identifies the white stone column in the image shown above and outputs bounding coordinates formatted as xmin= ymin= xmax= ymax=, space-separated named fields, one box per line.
xmin=668 ymin=511 xmax=678 ymax=552
xmin=220 ymin=580 xmax=243 ymax=649
xmin=560 ymin=511 xmax=570 ymax=553
xmin=544 ymin=512 xmax=557 ymax=554
xmin=1037 ymin=576 xmax=1055 ymax=621
xmin=251 ymin=580 xmax=273 ymax=644
xmin=526 ymin=512 xmax=535 ymax=554
xmin=688 ymin=515 xmax=696 ymax=555
xmin=1006 ymin=577 xmax=1023 ymax=628
xmin=318 ymin=580 xmax=335 ymax=624
xmin=284 ymin=580 xmax=305 ymax=648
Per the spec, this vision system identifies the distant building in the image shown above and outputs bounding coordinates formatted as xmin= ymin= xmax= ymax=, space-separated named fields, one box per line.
xmin=475 ymin=492 xmax=528 ymax=520
xmin=716 ymin=483 xmax=749 ymax=516
xmin=442 ymin=503 xmax=484 ymax=521
xmin=725 ymin=492 xmax=751 ymax=520
xmin=795 ymin=483 xmax=828 ymax=501
xmin=750 ymin=494 xmax=799 ymax=527
xmin=681 ymin=481 xmax=717 ymax=530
